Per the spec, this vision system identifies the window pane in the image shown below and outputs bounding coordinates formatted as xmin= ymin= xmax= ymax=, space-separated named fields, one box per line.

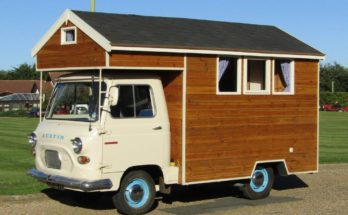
xmin=219 ymin=58 xmax=238 ymax=92
xmin=110 ymin=86 xmax=134 ymax=118
xmin=274 ymin=60 xmax=291 ymax=92
xmin=135 ymin=86 xmax=154 ymax=117
xmin=65 ymin=30 xmax=75 ymax=42
xmin=247 ymin=60 xmax=266 ymax=91
xmin=45 ymin=82 xmax=106 ymax=122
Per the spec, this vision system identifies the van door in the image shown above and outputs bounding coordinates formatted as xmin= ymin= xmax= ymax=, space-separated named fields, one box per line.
xmin=102 ymin=84 xmax=168 ymax=173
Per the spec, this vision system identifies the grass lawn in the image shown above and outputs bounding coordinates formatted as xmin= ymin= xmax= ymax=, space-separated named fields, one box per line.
xmin=319 ymin=112 xmax=348 ymax=163
xmin=0 ymin=113 xmax=347 ymax=195
xmin=0 ymin=117 xmax=47 ymax=195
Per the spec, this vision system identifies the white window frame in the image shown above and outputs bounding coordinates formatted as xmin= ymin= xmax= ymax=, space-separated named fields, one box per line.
xmin=216 ymin=57 xmax=242 ymax=95
xmin=61 ymin=26 xmax=77 ymax=45
xmin=243 ymin=58 xmax=271 ymax=95
xmin=272 ymin=59 xmax=295 ymax=95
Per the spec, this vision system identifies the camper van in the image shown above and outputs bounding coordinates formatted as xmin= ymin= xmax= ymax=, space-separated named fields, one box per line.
xmin=28 ymin=10 xmax=324 ymax=214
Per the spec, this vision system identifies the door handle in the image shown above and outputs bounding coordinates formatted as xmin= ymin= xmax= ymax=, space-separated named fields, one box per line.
xmin=153 ymin=126 xmax=162 ymax=130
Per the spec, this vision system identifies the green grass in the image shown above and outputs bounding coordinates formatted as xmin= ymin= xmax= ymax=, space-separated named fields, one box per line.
xmin=319 ymin=112 xmax=348 ymax=163
xmin=0 ymin=117 xmax=47 ymax=195
xmin=0 ymin=113 xmax=347 ymax=195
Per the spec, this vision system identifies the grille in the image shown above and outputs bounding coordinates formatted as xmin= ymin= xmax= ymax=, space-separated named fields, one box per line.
xmin=45 ymin=150 xmax=61 ymax=169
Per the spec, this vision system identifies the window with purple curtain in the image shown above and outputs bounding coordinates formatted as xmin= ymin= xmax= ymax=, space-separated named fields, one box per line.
xmin=280 ymin=62 xmax=291 ymax=92
xmin=218 ymin=57 xmax=238 ymax=92
xmin=219 ymin=58 xmax=230 ymax=81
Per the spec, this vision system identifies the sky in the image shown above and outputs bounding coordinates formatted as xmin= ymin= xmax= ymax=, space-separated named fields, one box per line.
xmin=1 ymin=0 xmax=347 ymax=70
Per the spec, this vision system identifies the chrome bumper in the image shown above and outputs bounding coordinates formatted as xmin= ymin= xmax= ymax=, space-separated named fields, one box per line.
xmin=27 ymin=168 xmax=113 ymax=191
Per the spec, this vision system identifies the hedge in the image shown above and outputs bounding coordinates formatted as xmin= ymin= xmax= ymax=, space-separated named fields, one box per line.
xmin=0 ymin=110 xmax=29 ymax=117
xmin=320 ymin=92 xmax=348 ymax=106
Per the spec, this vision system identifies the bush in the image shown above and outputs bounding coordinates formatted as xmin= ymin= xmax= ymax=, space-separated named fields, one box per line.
xmin=320 ymin=92 xmax=348 ymax=106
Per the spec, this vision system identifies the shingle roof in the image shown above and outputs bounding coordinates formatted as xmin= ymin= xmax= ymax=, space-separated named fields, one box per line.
xmin=0 ymin=93 xmax=39 ymax=102
xmin=0 ymin=80 xmax=37 ymax=94
xmin=47 ymin=72 xmax=72 ymax=84
xmin=0 ymin=80 xmax=52 ymax=94
xmin=34 ymin=80 xmax=53 ymax=94
xmin=73 ymin=10 xmax=323 ymax=56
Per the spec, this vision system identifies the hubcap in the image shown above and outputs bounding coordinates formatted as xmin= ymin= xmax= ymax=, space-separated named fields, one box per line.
xmin=127 ymin=184 xmax=144 ymax=202
xmin=250 ymin=168 xmax=269 ymax=192
xmin=124 ymin=178 xmax=149 ymax=208
xmin=252 ymin=171 xmax=264 ymax=186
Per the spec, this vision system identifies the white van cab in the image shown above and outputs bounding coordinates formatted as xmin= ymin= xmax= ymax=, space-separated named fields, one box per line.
xmin=28 ymin=73 xmax=178 ymax=214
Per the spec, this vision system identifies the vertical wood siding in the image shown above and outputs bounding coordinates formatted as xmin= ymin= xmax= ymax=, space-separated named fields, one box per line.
xmin=37 ymin=22 xmax=106 ymax=69
xmin=159 ymin=71 xmax=183 ymax=183
xmin=185 ymin=55 xmax=318 ymax=183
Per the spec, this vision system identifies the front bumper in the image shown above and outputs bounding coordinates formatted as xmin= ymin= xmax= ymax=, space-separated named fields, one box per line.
xmin=27 ymin=168 xmax=113 ymax=191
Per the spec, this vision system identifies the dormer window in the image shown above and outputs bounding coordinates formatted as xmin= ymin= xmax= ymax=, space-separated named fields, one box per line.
xmin=61 ymin=27 xmax=77 ymax=45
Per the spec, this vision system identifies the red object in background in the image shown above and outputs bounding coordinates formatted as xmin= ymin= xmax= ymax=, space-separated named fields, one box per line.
xmin=322 ymin=104 xmax=347 ymax=112
xmin=323 ymin=104 xmax=334 ymax=111
xmin=56 ymin=107 xmax=68 ymax=115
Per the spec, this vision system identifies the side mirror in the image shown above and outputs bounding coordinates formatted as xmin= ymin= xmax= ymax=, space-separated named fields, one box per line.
xmin=109 ymin=86 xmax=119 ymax=106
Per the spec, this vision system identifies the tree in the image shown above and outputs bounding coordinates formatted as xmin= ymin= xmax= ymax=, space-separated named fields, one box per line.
xmin=6 ymin=63 xmax=38 ymax=80
xmin=0 ymin=70 xmax=7 ymax=79
xmin=0 ymin=63 xmax=47 ymax=80
xmin=320 ymin=62 xmax=348 ymax=92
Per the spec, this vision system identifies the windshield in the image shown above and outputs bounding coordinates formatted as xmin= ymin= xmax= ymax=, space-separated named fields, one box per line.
xmin=45 ymin=82 xmax=106 ymax=122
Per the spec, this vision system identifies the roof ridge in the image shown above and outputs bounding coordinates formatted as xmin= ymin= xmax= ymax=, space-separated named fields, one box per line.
xmin=71 ymin=10 xmax=275 ymax=28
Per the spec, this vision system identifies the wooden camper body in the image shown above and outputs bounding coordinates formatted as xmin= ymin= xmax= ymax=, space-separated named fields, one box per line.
xmin=33 ymin=10 xmax=323 ymax=184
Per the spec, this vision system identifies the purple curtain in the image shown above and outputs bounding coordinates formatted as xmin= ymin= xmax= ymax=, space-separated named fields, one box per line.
xmin=281 ymin=62 xmax=291 ymax=92
xmin=219 ymin=58 xmax=230 ymax=81
xmin=66 ymin=31 xmax=75 ymax=42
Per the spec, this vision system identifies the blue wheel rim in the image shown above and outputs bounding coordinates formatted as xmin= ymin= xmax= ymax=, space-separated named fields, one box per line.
xmin=124 ymin=178 xmax=150 ymax=208
xmin=250 ymin=168 xmax=269 ymax=192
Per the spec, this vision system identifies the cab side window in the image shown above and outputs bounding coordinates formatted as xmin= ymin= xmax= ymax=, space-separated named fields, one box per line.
xmin=111 ymin=85 xmax=155 ymax=118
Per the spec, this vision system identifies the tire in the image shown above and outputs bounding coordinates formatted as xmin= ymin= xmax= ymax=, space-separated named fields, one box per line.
xmin=113 ymin=170 xmax=155 ymax=215
xmin=242 ymin=166 xmax=274 ymax=200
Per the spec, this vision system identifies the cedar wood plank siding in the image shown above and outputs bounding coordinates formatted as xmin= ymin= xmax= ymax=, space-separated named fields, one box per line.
xmin=37 ymin=22 xmax=106 ymax=69
xmin=109 ymin=52 xmax=184 ymax=68
xmin=159 ymin=71 xmax=183 ymax=183
xmin=185 ymin=55 xmax=318 ymax=183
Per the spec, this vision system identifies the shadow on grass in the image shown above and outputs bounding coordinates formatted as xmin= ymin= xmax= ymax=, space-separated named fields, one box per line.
xmin=41 ymin=175 xmax=307 ymax=212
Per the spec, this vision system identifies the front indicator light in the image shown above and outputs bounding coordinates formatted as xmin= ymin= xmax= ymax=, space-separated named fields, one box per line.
xmin=78 ymin=156 xmax=90 ymax=164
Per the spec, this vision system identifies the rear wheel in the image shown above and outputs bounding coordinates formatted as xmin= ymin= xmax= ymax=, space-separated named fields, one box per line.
xmin=243 ymin=166 xmax=274 ymax=200
xmin=113 ymin=170 xmax=155 ymax=215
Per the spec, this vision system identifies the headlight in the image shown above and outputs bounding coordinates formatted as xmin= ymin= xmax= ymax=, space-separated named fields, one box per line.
xmin=28 ymin=133 xmax=37 ymax=156
xmin=71 ymin=137 xmax=83 ymax=154
xmin=28 ymin=133 xmax=37 ymax=147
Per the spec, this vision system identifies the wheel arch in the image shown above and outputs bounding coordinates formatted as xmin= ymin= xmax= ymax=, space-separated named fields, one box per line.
xmin=252 ymin=160 xmax=289 ymax=177
xmin=122 ymin=164 xmax=164 ymax=185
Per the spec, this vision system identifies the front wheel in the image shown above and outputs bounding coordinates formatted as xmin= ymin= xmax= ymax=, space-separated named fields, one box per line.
xmin=113 ymin=170 xmax=155 ymax=215
xmin=242 ymin=166 xmax=274 ymax=200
